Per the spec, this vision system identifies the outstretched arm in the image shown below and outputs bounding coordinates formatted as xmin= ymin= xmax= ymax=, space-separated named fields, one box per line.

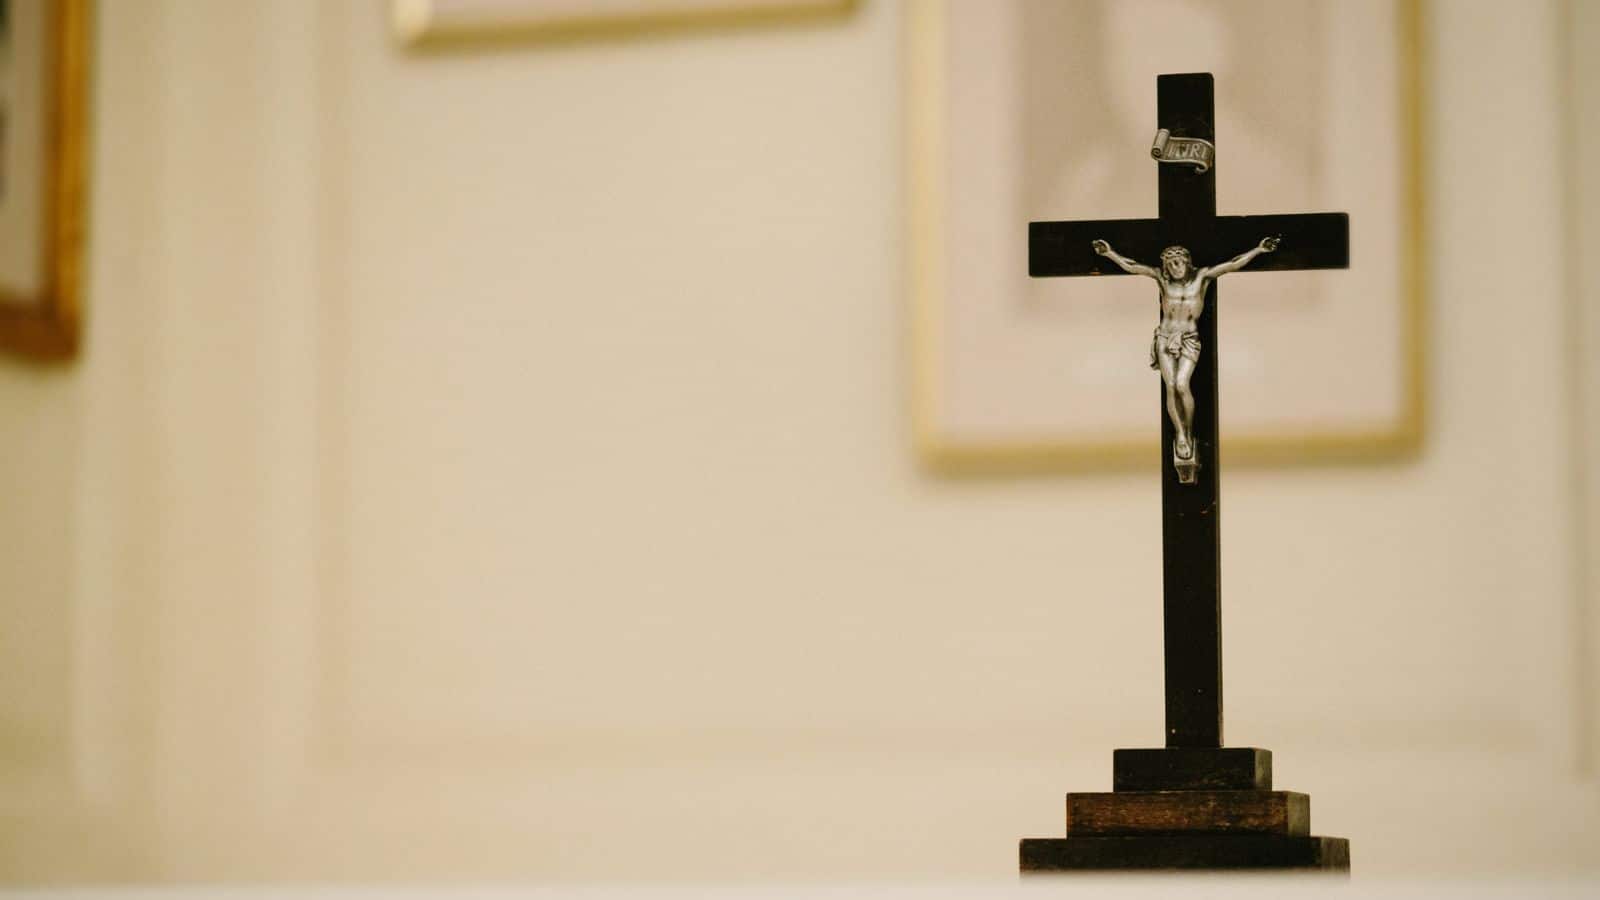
xmin=1200 ymin=235 xmax=1280 ymax=279
xmin=1091 ymin=239 xmax=1160 ymax=279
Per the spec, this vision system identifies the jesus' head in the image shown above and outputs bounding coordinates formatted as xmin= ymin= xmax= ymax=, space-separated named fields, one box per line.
xmin=1160 ymin=246 xmax=1193 ymax=280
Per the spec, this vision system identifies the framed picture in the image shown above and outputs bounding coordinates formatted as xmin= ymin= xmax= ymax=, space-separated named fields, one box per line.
xmin=907 ymin=0 xmax=1424 ymax=473
xmin=0 ymin=0 xmax=87 ymax=361
xmin=392 ymin=0 xmax=857 ymax=45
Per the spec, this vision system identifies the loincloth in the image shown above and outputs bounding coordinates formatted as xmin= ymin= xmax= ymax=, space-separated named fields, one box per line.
xmin=1149 ymin=329 xmax=1201 ymax=369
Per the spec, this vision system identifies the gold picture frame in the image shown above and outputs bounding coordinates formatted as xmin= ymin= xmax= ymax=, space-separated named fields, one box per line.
xmin=392 ymin=0 xmax=858 ymax=47
xmin=907 ymin=0 xmax=1426 ymax=474
xmin=0 ymin=0 xmax=88 ymax=361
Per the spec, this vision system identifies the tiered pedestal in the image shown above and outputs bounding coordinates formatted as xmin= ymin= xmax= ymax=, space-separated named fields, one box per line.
xmin=1020 ymin=748 xmax=1350 ymax=873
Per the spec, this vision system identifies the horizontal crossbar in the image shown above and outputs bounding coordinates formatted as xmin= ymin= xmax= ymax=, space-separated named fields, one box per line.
xmin=1029 ymin=212 xmax=1349 ymax=278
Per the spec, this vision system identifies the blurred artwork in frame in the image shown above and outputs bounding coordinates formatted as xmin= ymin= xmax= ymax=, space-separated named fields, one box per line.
xmin=907 ymin=0 xmax=1424 ymax=473
xmin=0 ymin=0 xmax=88 ymax=361
xmin=392 ymin=0 xmax=857 ymax=45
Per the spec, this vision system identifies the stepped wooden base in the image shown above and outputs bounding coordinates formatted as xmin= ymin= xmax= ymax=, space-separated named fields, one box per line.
xmin=1114 ymin=747 xmax=1272 ymax=791
xmin=1021 ymin=835 xmax=1349 ymax=871
xmin=1068 ymin=790 xmax=1308 ymax=836
xmin=1021 ymin=747 xmax=1349 ymax=873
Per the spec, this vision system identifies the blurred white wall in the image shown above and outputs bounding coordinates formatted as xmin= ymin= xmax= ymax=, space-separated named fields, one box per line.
xmin=0 ymin=0 xmax=1596 ymax=883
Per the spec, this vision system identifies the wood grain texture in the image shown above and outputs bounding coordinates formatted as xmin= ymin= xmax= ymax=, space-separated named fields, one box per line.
xmin=1066 ymin=791 xmax=1309 ymax=836
xmin=1021 ymin=835 xmax=1349 ymax=872
xmin=1113 ymin=747 xmax=1272 ymax=791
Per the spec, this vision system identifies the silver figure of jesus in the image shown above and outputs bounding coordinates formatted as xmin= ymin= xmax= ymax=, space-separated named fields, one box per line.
xmin=1090 ymin=236 xmax=1280 ymax=474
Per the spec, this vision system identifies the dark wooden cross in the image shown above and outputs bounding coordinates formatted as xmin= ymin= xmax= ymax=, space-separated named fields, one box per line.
xmin=1029 ymin=73 xmax=1349 ymax=749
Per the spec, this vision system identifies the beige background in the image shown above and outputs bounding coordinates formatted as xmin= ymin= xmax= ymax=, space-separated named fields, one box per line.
xmin=0 ymin=0 xmax=1596 ymax=883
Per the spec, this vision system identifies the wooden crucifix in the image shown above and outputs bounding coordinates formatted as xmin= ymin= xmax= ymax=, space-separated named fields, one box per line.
xmin=1031 ymin=73 xmax=1348 ymax=749
xmin=1020 ymin=73 xmax=1351 ymax=872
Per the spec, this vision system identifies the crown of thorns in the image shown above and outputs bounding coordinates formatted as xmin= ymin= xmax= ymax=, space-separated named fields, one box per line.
xmin=1160 ymin=246 xmax=1191 ymax=262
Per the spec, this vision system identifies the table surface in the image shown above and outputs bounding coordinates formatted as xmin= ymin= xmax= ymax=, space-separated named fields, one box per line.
xmin=3 ymin=880 xmax=1599 ymax=900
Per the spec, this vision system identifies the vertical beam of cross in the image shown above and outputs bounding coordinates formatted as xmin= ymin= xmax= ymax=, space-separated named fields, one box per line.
xmin=1155 ymin=74 xmax=1222 ymax=749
